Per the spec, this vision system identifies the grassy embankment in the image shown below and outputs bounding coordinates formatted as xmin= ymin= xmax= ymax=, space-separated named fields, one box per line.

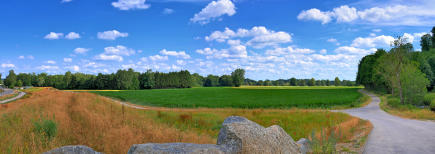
xmin=380 ymin=93 xmax=435 ymax=120
xmin=88 ymin=86 xmax=366 ymax=109
xmin=0 ymin=88 xmax=371 ymax=154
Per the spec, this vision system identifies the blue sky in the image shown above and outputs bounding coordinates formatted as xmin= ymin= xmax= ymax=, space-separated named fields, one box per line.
xmin=1 ymin=0 xmax=435 ymax=80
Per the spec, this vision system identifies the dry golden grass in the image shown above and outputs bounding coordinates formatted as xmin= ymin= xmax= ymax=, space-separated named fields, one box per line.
xmin=0 ymin=88 xmax=372 ymax=154
xmin=0 ymin=88 xmax=213 ymax=154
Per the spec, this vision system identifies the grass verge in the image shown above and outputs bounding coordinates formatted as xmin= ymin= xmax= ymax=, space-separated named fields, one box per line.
xmin=380 ymin=95 xmax=435 ymax=121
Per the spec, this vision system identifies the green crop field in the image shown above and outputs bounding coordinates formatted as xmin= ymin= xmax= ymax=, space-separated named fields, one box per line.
xmin=90 ymin=86 xmax=363 ymax=109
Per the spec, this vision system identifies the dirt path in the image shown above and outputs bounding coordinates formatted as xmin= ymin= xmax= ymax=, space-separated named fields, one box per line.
xmin=338 ymin=90 xmax=435 ymax=154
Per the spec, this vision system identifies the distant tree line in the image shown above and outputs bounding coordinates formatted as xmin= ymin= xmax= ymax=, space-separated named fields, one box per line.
xmin=2 ymin=66 xmax=356 ymax=90
xmin=243 ymin=77 xmax=355 ymax=87
xmin=2 ymin=68 xmax=246 ymax=90
xmin=356 ymin=26 xmax=435 ymax=106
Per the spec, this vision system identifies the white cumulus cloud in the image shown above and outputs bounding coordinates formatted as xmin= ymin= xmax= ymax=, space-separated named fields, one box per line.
xmin=205 ymin=26 xmax=292 ymax=48
xmin=104 ymin=45 xmax=136 ymax=56
xmin=159 ymin=49 xmax=190 ymax=59
xmin=149 ymin=55 xmax=169 ymax=61
xmin=95 ymin=54 xmax=124 ymax=62
xmin=97 ymin=30 xmax=128 ymax=40
xmin=112 ymin=0 xmax=150 ymax=10
xmin=351 ymin=35 xmax=395 ymax=48
xmin=297 ymin=8 xmax=332 ymax=24
xmin=74 ymin=48 xmax=91 ymax=54
xmin=65 ymin=32 xmax=81 ymax=39
xmin=64 ymin=58 xmax=73 ymax=63
xmin=297 ymin=3 xmax=435 ymax=26
xmin=46 ymin=60 xmax=56 ymax=64
xmin=1 ymin=64 xmax=15 ymax=68
xmin=44 ymin=32 xmax=64 ymax=40
xmin=190 ymin=0 xmax=236 ymax=24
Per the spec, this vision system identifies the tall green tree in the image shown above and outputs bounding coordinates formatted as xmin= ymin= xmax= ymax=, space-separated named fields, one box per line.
xmin=334 ymin=77 xmax=340 ymax=86
xmin=16 ymin=80 xmax=23 ymax=87
xmin=219 ymin=75 xmax=233 ymax=86
xmin=290 ymin=77 xmax=297 ymax=86
xmin=377 ymin=37 xmax=411 ymax=104
xmin=231 ymin=69 xmax=245 ymax=87
xmin=356 ymin=49 xmax=387 ymax=90
xmin=64 ymin=71 xmax=73 ymax=89
xmin=421 ymin=34 xmax=432 ymax=51
xmin=4 ymin=70 xmax=17 ymax=88
xmin=309 ymin=78 xmax=315 ymax=86
xmin=204 ymin=75 xmax=219 ymax=87
xmin=400 ymin=63 xmax=429 ymax=105
xmin=431 ymin=26 xmax=435 ymax=48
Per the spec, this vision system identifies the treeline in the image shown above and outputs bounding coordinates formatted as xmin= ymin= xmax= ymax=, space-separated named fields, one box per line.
xmin=356 ymin=26 xmax=435 ymax=106
xmin=2 ymin=69 xmax=246 ymax=90
xmin=243 ymin=77 xmax=356 ymax=86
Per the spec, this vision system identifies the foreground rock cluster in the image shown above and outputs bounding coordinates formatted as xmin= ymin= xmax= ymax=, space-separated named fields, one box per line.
xmin=45 ymin=116 xmax=307 ymax=154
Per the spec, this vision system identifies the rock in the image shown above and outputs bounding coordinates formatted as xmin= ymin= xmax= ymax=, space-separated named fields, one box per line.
xmin=128 ymin=143 xmax=227 ymax=154
xmin=128 ymin=116 xmax=302 ymax=154
xmin=217 ymin=116 xmax=301 ymax=154
xmin=43 ymin=145 xmax=101 ymax=154
xmin=296 ymin=138 xmax=309 ymax=154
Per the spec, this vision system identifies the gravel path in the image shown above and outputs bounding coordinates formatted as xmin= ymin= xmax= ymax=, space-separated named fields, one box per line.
xmin=338 ymin=90 xmax=435 ymax=154
xmin=0 ymin=88 xmax=26 ymax=104
xmin=0 ymin=88 xmax=14 ymax=96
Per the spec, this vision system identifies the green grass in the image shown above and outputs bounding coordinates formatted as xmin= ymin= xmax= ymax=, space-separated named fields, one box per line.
xmin=380 ymin=94 xmax=435 ymax=120
xmin=91 ymin=87 xmax=363 ymax=109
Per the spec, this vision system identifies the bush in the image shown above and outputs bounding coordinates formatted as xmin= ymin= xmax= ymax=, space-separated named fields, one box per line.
xmin=431 ymin=100 xmax=435 ymax=112
xmin=387 ymin=97 xmax=401 ymax=108
xmin=33 ymin=118 xmax=58 ymax=140
xmin=423 ymin=93 xmax=435 ymax=106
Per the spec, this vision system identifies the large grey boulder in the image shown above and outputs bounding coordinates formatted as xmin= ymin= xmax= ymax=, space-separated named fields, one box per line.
xmin=217 ymin=116 xmax=301 ymax=154
xmin=128 ymin=143 xmax=227 ymax=154
xmin=128 ymin=116 xmax=302 ymax=154
xmin=43 ymin=145 xmax=101 ymax=154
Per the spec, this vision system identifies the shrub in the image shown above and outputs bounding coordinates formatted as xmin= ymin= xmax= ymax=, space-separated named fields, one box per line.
xmin=33 ymin=118 xmax=58 ymax=140
xmin=423 ymin=93 xmax=435 ymax=106
xmin=387 ymin=97 xmax=401 ymax=108
xmin=431 ymin=100 xmax=435 ymax=112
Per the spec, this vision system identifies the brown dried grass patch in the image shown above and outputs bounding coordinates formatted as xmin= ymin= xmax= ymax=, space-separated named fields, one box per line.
xmin=0 ymin=88 xmax=214 ymax=154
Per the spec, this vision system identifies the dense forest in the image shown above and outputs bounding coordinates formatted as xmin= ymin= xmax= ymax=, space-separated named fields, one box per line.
xmin=356 ymin=26 xmax=435 ymax=106
xmin=0 ymin=67 xmax=353 ymax=90
xmin=0 ymin=69 xmax=244 ymax=90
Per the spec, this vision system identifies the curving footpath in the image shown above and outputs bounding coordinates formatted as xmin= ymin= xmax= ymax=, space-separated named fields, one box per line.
xmin=338 ymin=90 xmax=435 ymax=154
xmin=0 ymin=89 xmax=26 ymax=104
